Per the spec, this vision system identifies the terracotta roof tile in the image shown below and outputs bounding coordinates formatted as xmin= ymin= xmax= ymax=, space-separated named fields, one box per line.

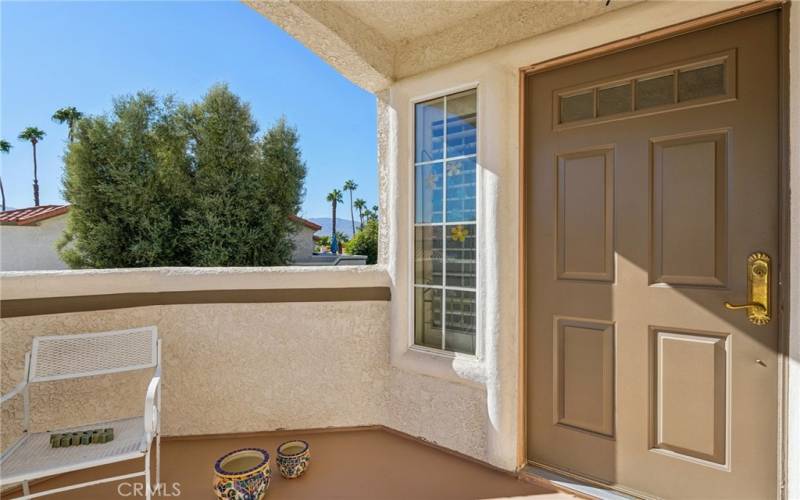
xmin=0 ymin=205 xmax=320 ymax=232
xmin=0 ymin=205 xmax=70 ymax=226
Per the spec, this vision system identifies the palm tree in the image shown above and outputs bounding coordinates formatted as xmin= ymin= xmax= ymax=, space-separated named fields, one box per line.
xmin=354 ymin=198 xmax=367 ymax=230
xmin=18 ymin=127 xmax=45 ymax=206
xmin=52 ymin=107 xmax=83 ymax=143
xmin=0 ymin=139 xmax=11 ymax=211
xmin=326 ymin=189 xmax=343 ymax=253
xmin=343 ymin=179 xmax=358 ymax=235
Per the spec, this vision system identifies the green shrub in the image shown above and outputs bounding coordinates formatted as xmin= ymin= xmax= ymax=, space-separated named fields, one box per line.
xmin=346 ymin=219 xmax=378 ymax=264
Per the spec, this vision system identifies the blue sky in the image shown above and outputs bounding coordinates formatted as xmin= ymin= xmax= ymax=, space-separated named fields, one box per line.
xmin=0 ymin=0 xmax=376 ymax=219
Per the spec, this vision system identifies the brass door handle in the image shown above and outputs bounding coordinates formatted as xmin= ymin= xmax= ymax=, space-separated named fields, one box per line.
xmin=724 ymin=252 xmax=770 ymax=325
xmin=724 ymin=302 xmax=766 ymax=313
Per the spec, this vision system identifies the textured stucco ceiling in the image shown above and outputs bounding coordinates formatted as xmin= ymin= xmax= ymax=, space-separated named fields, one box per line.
xmin=332 ymin=1 xmax=509 ymax=43
xmin=245 ymin=0 xmax=643 ymax=92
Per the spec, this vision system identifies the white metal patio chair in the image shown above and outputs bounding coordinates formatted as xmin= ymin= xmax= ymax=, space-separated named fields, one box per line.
xmin=0 ymin=326 xmax=161 ymax=499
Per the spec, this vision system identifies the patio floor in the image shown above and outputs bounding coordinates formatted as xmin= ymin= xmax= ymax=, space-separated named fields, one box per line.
xmin=7 ymin=427 xmax=571 ymax=499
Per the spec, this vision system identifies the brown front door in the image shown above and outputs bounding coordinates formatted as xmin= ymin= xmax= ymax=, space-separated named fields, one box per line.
xmin=525 ymin=13 xmax=780 ymax=499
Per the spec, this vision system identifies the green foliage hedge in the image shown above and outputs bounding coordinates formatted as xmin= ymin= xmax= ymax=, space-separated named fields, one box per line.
xmin=58 ymin=84 xmax=306 ymax=268
xmin=346 ymin=219 xmax=378 ymax=265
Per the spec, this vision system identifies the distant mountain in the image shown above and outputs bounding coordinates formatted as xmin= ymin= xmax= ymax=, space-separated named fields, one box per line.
xmin=308 ymin=217 xmax=356 ymax=238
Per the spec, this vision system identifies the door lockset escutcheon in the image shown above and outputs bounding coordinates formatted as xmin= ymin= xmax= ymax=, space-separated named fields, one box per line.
xmin=724 ymin=252 xmax=770 ymax=325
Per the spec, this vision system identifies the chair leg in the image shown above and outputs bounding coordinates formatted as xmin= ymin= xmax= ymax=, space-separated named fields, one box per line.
xmin=145 ymin=448 xmax=152 ymax=500
xmin=156 ymin=433 xmax=161 ymax=488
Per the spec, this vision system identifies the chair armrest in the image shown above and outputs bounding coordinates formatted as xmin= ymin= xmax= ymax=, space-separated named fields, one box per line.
xmin=144 ymin=367 xmax=161 ymax=438
xmin=1 ymin=380 xmax=27 ymax=405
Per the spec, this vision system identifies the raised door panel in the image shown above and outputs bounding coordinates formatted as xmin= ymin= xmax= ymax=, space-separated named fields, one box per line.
xmin=650 ymin=327 xmax=729 ymax=467
xmin=650 ymin=131 xmax=728 ymax=287
xmin=554 ymin=317 xmax=615 ymax=437
xmin=556 ymin=147 xmax=615 ymax=282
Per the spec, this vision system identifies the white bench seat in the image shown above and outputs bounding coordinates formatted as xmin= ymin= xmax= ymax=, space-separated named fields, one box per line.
xmin=1 ymin=417 xmax=148 ymax=486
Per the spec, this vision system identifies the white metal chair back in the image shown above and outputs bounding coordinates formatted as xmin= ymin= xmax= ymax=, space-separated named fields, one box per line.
xmin=29 ymin=326 xmax=158 ymax=383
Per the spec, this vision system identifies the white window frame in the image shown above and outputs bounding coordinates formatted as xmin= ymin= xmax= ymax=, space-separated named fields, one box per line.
xmin=407 ymin=83 xmax=481 ymax=359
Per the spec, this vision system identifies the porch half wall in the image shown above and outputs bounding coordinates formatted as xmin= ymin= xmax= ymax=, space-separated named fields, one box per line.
xmin=0 ymin=267 xmax=490 ymax=465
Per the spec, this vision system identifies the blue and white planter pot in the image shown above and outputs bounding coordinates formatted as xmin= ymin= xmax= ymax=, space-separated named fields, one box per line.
xmin=276 ymin=440 xmax=311 ymax=479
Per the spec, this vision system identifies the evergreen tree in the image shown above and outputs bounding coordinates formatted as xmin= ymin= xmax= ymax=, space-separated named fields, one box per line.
xmin=59 ymin=92 xmax=191 ymax=268
xmin=59 ymin=84 xmax=306 ymax=268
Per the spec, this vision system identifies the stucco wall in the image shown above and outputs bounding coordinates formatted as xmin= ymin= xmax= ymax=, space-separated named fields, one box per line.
xmin=0 ymin=301 xmax=390 ymax=451
xmin=290 ymin=225 xmax=317 ymax=262
xmin=0 ymin=215 xmax=68 ymax=271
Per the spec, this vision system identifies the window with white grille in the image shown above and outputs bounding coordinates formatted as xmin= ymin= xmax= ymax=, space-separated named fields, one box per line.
xmin=413 ymin=88 xmax=477 ymax=355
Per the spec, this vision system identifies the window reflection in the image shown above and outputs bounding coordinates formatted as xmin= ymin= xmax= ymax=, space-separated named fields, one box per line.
xmin=413 ymin=89 xmax=478 ymax=356
xmin=445 ymin=158 xmax=476 ymax=222
xmin=415 ymin=99 xmax=444 ymax=163
xmin=445 ymin=90 xmax=477 ymax=158
xmin=415 ymin=226 xmax=443 ymax=286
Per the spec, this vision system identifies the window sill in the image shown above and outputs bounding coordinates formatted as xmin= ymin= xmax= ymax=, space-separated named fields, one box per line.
xmin=407 ymin=344 xmax=478 ymax=361
xmin=393 ymin=342 xmax=486 ymax=388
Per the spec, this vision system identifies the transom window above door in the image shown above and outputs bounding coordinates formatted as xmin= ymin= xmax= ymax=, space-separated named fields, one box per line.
xmin=556 ymin=49 xmax=736 ymax=128
xmin=413 ymin=88 xmax=477 ymax=356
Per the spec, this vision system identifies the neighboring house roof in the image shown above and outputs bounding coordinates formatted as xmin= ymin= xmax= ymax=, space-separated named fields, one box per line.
xmin=0 ymin=205 xmax=321 ymax=232
xmin=0 ymin=205 xmax=70 ymax=226
xmin=288 ymin=214 xmax=322 ymax=231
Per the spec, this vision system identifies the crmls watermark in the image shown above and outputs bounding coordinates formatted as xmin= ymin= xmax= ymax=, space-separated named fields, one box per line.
xmin=117 ymin=482 xmax=182 ymax=497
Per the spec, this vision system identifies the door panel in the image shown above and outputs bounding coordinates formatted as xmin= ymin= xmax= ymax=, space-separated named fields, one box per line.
xmin=556 ymin=147 xmax=615 ymax=282
xmin=651 ymin=131 xmax=728 ymax=287
xmin=525 ymin=13 xmax=779 ymax=499
xmin=650 ymin=327 xmax=729 ymax=467
xmin=554 ymin=317 xmax=615 ymax=437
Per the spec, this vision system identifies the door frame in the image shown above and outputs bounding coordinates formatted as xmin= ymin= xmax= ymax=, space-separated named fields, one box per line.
xmin=516 ymin=2 xmax=792 ymax=497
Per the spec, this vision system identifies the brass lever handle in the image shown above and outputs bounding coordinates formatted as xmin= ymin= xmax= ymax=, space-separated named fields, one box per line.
xmin=724 ymin=302 xmax=766 ymax=313
xmin=724 ymin=252 xmax=770 ymax=325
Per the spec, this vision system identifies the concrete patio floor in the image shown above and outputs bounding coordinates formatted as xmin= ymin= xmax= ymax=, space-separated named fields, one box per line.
xmin=5 ymin=427 xmax=571 ymax=499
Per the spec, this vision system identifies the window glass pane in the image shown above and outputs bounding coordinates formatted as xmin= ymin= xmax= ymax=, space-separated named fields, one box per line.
xmin=636 ymin=74 xmax=674 ymax=109
xmin=445 ymin=290 xmax=476 ymax=355
xmin=415 ymin=287 xmax=443 ymax=349
xmin=414 ymin=88 xmax=479 ymax=355
xmin=597 ymin=84 xmax=631 ymax=117
xmin=678 ymin=63 xmax=725 ymax=102
xmin=415 ymin=162 xmax=443 ymax=223
xmin=445 ymin=158 xmax=476 ymax=222
xmin=560 ymin=92 xmax=593 ymax=123
xmin=415 ymin=226 xmax=443 ymax=286
xmin=446 ymin=90 xmax=477 ymax=158
xmin=415 ymin=98 xmax=444 ymax=163
xmin=446 ymin=223 xmax=476 ymax=288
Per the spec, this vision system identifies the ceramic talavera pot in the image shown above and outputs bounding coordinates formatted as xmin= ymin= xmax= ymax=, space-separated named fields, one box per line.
xmin=213 ymin=447 xmax=271 ymax=500
xmin=276 ymin=440 xmax=311 ymax=479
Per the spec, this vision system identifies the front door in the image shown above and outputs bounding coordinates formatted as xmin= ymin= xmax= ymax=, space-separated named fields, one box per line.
xmin=525 ymin=13 xmax=780 ymax=499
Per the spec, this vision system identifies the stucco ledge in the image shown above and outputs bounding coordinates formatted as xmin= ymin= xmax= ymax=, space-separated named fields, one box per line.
xmin=0 ymin=265 xmax=391 ymax=301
